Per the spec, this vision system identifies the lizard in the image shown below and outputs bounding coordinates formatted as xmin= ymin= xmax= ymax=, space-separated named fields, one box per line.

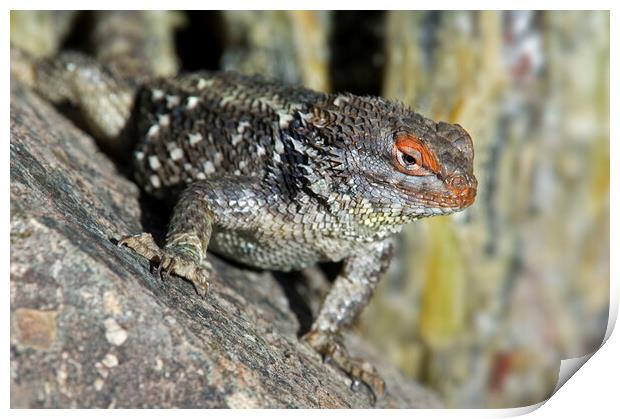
xmin=26 ymin=35 xmax=477 ymax=401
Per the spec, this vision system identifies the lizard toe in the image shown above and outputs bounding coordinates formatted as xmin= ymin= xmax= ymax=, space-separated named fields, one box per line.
xmin=119 ymin=232 xmax=212 ymax=299
xmin=302 ymin=329 xmax=385 ymax=405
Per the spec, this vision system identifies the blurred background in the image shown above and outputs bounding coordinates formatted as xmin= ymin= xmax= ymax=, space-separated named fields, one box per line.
xmin=11 ymin=10 xmax=610 ymax=408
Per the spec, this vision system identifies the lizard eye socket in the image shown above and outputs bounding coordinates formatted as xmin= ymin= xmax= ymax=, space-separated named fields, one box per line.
xmin=392 ymin=134 xmax=438 ymax=176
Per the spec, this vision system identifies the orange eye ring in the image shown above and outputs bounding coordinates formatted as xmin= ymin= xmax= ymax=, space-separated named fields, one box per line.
xmin=392 ymin=134 xmax=439 ymax=176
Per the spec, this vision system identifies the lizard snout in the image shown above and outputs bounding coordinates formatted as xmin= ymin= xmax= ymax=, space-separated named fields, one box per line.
xmin=446 ymin=173 xmax=477 ymax=207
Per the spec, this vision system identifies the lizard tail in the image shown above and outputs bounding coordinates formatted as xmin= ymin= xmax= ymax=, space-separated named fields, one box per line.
xmin=33 ymin=51 xmax=136 ymax=148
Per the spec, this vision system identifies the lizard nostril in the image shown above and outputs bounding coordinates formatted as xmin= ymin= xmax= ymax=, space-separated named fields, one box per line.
xmin=447 ymin=174 xmax=467 ymax=192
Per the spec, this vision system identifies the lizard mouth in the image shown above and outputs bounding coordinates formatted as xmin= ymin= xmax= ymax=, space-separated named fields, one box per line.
xmin=401 ymin=182 xmax=477 ymax=210
xmin=368 ymin=172 xmax=477 ymax=211
xmin=417 ymin=192 xmax=476 ymax=209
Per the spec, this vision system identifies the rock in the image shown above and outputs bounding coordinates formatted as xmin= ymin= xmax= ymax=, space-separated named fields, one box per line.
xmin=10 ymin=80 xmax=442 ymax=408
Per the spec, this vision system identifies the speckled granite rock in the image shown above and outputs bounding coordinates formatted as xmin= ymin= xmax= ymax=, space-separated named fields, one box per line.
xmin=10 ymin=80 xmax=442 ymax=408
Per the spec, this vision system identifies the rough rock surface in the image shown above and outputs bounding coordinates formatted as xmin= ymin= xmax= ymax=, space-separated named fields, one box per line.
xmin=10 ymin=80 xmax=442 ymax=408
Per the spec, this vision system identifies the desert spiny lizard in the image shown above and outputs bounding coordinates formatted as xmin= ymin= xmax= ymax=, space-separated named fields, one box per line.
xmin=25 ymin=23 xmax=477 ymax=401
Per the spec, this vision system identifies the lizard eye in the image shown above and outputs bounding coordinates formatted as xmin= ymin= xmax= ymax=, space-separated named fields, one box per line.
xmin=392 ymin=134 xmax=438 ymax=176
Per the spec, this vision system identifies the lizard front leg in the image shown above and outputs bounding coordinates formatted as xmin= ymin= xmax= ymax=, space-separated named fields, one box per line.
xmin=303 ymin=239 xmax=395 ymax=401
xmin=119 ymin=177 xmax=261 ymax=298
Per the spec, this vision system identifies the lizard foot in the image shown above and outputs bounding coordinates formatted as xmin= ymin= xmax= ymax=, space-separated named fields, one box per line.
xmin=118 ymin=233 xmax=212 ymax=299
xmin=303 ymin=329 xmax=385 ymax=405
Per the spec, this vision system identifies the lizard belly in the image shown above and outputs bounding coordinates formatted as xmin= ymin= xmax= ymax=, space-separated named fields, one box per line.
xmin=208 ymin=228 xmax=356 ymax=271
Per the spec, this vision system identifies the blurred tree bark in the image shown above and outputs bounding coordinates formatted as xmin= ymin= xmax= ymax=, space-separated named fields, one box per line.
xmin=361 ymin=10 xmax=609 ymax=408
xmin=220 ymin=11 xmax=330 ymax=91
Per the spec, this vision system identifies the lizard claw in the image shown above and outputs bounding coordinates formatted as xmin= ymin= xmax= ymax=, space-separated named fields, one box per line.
xmin=156 ymin=253 xmax=177 ymax=280
xmin=118 ymin=232 xmax=211 ymax=299
xmin=303 ymin=329 xmax=385 ymax=405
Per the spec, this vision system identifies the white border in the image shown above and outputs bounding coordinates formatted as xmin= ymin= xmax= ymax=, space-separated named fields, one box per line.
xmin=4 ymin=2 xmax=616 ymax=417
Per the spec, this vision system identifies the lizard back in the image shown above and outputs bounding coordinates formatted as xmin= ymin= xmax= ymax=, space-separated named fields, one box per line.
xmin=132 ymin=71 xmax=327 ymax=198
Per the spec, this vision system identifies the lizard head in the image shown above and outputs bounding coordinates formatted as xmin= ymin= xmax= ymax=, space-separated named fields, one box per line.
xmin=386 ymin=119 xmax=477 ymax=215
xmin=305 ymin=95 xmax=476 ymax=227
xmin=331 ymin=100 xmax=477 ymax=225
